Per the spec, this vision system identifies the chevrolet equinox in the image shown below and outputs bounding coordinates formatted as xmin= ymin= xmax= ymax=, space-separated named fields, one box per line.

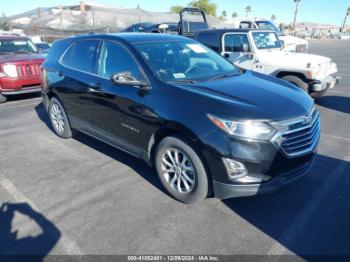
xmin=42 ymin=33 xmax=320 ymax=204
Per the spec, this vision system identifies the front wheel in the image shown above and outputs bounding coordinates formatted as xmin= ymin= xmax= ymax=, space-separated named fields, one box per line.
xmin=49 ymin=97 xmax=74 ymax=139
xmin=155 ymin=136 xmax=209 ymax=204
xmin=281 ymin=75 xmax=309 ymax=94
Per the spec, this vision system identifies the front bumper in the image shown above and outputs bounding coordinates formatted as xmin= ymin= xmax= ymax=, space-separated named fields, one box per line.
xmin=1 ymin=85 xmax=41 ymax=95
xmin=310 ymin=75 xmax=341 ymax=92
xmin=213 ymin=153 xmax=316 ymax=199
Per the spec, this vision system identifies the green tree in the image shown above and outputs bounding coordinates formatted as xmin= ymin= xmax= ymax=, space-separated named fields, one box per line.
xmin=271 ymin=14 xmax=276 ymax=21
xmin=232 ymin=12 xmax=238 ymax=19
xmin=170 ymin=5 xmax=184 ymax=14
xmin=245 ymin=6 xmax=252 ymax=18
xmin=292 ymin=0 xmax=301 ymax=35
xmin=188 ymin=0 xmax=217 ymax=16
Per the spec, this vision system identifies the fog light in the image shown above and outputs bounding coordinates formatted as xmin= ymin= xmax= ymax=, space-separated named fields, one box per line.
xmin=222 ymin=158 xmax=248 ymax=180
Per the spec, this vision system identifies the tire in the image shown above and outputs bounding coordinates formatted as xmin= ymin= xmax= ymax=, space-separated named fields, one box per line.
xmin=281 ymin=75 xmax=309 ymax=94
xmin=0 ymin=93 xmax=7 ymax=104
xmin=311 ymin=89 xmax=328 ymax=99
xmin=48 ymin=97 xmax=74 ymax=139
xmin=155 ymin=135 xmax=209 ymax=204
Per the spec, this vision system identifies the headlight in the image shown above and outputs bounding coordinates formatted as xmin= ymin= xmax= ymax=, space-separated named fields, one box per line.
xmin=3 ymin=64 xmax=18 ymax=78
xmin=207 ymin=114 xmax=276 ymax=140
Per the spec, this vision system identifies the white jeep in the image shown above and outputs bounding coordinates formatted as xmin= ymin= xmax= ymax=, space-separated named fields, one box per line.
xmin=231 ymin=19 xmax=309 ymax=53
xmin=195 ymin=29 xmax=340 ymax=98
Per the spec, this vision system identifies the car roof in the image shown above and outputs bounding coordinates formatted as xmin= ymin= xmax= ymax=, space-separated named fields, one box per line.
xmin=65 ymin=33 xmax=193 ymax=44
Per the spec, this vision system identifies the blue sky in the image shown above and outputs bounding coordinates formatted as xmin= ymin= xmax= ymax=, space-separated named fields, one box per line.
xmin=1 ymin=0 xmax=349 ymax=25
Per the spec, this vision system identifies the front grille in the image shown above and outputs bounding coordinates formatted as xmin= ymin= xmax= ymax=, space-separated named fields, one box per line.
xmin=16 ymin=63 xmax=41 ymax=77
xmin=273 ymin=108 xmax=320 ymax=157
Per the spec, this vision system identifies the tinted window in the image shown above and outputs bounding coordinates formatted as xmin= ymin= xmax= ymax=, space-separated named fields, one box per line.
xmin=62 ymin=40 xmax=99 ymax=73
xmin=196 ymin=33 xmax=220 ymax=52
xmin=97 ymin=41 xmax=141 ymax=79
xmin=0 ymin=39 xmax=37 ymax=53
xmin=135 ymin=40 xmax=240 ymax=82
xmin=224 ymin=34 xmax=250 ymax=52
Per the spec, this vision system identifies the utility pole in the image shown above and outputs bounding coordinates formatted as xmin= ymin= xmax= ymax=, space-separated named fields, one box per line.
xmin=59 ymin=5 xmax=63 ymax=28
xmin=292 ymin=0 xmax=301 ymax=36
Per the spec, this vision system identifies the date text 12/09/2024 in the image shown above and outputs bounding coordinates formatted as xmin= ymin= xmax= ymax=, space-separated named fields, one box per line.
xmin=127 ymin=256 xmax=219 ymax=261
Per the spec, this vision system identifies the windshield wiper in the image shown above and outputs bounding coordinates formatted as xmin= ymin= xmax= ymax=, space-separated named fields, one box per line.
xmin=167 ymin=79 xmax=198 ymax=84
xmin=208 ymin=73 xmax=238 ymax=82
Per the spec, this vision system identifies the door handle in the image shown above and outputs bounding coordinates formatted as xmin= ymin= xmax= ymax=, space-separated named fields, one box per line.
xmin=58 ymin=71 xmax=64 ymax=77
xmin=87 ymin=82 xmax=101 ymax=93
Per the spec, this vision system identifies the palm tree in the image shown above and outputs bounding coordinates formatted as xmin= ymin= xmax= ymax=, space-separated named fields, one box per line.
xmin=221 ymin=10 xmax=227 ymax=22
xmin=340 ymin=7 xmax=350 ymax=32
xmin=271 ymin=14 xmax=276 ymax=21
xmin=292 ymin=0 xmax=301 ymax=35
xmin=232 ymin=12 xmax=238 ymax=23
xmin=245 ymin=6 xmax=252 ymax=18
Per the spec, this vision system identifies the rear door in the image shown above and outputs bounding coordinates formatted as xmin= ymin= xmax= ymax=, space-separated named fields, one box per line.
xmin=58 ymin=39 xmax=100 ymax=128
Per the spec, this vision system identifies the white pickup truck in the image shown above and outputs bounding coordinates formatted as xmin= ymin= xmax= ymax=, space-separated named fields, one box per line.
xmin=195 ymin=28 xmax=341 ymax=98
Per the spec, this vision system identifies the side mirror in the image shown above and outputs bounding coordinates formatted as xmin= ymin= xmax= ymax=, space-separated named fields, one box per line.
xmin=111 ymin=72 xmax=148 ymax=89
xmin=242 ymin=43 xmax=249 ymax=53
xmin=248 ymin=53 xmax=255 ymax=60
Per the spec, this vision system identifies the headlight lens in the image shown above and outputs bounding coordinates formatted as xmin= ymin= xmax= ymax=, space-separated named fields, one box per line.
xmin=207 ymin=114 xmax=276 ymax=140
xmin=3 ymin=64 xmax=18 ymax=78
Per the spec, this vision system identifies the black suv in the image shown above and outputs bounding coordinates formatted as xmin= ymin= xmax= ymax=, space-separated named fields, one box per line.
xmin=42 ymin=33 xmax=319 ymax=204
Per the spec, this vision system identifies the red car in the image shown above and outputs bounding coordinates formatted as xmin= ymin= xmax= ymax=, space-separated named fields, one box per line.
xmin=0 ymin=35 xmax=45 ymax=103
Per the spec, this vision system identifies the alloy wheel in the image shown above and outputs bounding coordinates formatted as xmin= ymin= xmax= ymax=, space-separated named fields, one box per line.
xmin=50 ymin=103 xmax=65 ymax=135
xmin=161 ymin=148 xmax=196 ymax=194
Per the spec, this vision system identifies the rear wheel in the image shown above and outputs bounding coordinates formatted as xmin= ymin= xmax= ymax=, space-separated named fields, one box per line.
xmin=155 ymin=135 xmax=209 ymax=204
xmin=49 ymin=97 xmax=74 ymax=139
xmin=281 ymin=75 xmax=309 ymax=94
xmin=0 ymin=93 xmax=7 ymax=104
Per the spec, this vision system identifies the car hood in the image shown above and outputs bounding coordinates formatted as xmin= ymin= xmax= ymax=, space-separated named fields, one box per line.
xmin=174 ymin=71 xmax=314 ymax=121
xmin=0 ymin=53 xmax=45 ymax=64
xmin=257 ymin=50 xmax=331 ymax=69
xmin=279 ymin=35 xmax=308 ymax=46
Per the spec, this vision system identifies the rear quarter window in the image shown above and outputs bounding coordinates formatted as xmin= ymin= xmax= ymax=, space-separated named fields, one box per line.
xmin=61 ymin=40 xmax=99 ymax=73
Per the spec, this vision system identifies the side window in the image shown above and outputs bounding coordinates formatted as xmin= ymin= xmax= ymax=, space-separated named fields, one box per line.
xmin=61 ymin=40 xmax=99 ymax=73
xmin=239 ymin=22 xmax=252 ymax=29
xmin=196 ymin=33 xmax=219 ymax=53
xmin=224 ymin=34 xmax=250 ymax=52
xmin=97 ymin=41 xmax=142 ymax=79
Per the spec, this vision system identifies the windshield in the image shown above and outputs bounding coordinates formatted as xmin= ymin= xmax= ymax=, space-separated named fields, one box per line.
xmin=252 ymin=32 xmax=282 ymax=49
xmin=0 ymin=39 xmax=38 ymax=54
xmin=180 ymin=10 xmax=208 ymax=34
xmin=134 ymin=40 xmax=240 ymax=82
xmin=256 ymin=21 xmax=282 ymax=35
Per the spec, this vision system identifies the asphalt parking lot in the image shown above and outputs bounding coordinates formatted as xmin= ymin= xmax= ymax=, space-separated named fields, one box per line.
xmin=0 ymin=40 xmax=349 ymax=257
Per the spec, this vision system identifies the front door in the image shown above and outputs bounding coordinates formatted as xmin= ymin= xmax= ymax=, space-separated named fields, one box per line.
xmin=221 ymin=33 xmax=262 ymax=73
xmin=87 ymin=40 xmax=153 ymax=155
